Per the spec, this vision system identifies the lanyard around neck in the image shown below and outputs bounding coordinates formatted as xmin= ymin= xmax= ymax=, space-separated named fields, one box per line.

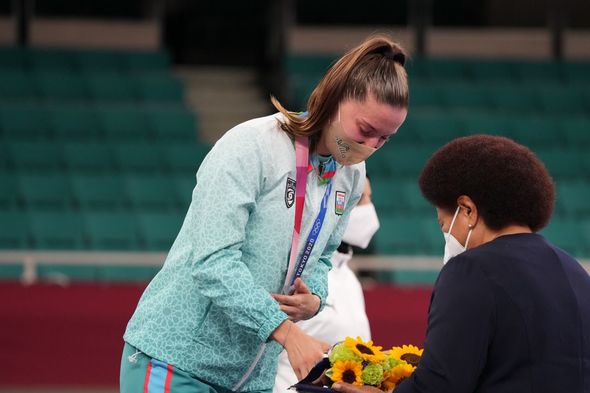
xmin=283 ymin=136 xmax=334 ymax=294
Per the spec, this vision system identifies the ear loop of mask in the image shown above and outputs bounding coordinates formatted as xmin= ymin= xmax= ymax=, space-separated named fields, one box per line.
xmin=448 ymin=206 xmax=473 ymax=249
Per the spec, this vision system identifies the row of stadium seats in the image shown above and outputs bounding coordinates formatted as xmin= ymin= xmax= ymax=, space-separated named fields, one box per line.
xmin=0 ymin=47 xmax=170 ymax=73
xmin=366 ymin=143 xmax=590 ymax=180
xmin=290 ymin=77 xmax=590 ymax=114
xmin=1 ymin=208 xmax=186 ymax=251
xmin=398 ymin=111 xmax=590 ymax=148
xmin=0 ymin=172 xmax=196 ymax=212
xmin=0 ymin=141 xmax=211 ymax=175
xmin=286 ymin=55 xmax=590 ymax=84
xmin=373 ymin=213 xmax=590 ymax=258
xmin=3 ymin=204 xmax=589 ymax=258
xmin=370 ymin=177 xmax=590 ymax=218
xmin=409 ymin=81 xmax=590 ymax=114
xmin=0 ymin=104 xmax=198 ymax=142
xmin=0 ymin=71 xmax=184 ymax=103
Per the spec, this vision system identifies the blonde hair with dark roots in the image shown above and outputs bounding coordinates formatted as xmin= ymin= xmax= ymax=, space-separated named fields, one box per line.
xmin=271 ymin=34 xmax=409 ymax=144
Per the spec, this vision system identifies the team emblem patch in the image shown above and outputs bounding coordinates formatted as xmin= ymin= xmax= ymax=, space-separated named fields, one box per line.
xmin=285 ymin=178 xmax=296 ymax=208
xmin=335 ymin=191 xmax=346 ymax=215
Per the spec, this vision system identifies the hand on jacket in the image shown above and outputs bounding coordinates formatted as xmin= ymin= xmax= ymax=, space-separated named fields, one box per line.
xmin=272 ymin=278 xmax=321 ymax=322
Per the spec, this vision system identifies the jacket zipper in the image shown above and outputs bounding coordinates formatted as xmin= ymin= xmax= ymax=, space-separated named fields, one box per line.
xmin=232 ymin=343 xmax=267 ymax=391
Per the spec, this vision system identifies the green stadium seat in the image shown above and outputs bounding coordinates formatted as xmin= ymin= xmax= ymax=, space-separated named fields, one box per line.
xmin=84 ymin=211 xmax=141 ymax=250
xmin=374 ymin=215 xmax=435 ymax=255
xmin=122 ymin=51 xmax=170 ymax=72
xmin=440 ymin=83 xmax=491 ymax=110
xmin=422 ymin=58 xmax=468 ymax=81
xmin=0 ymin=143 xmax=8 ymax=171
xmin=556 ymin=181 xmax=590 ymax=218
xmin=0 ymin=210 xmax=30 ymax=249
xmin=460 ymin=113 xmax=508 ymax=136
xmin=27 ymin=49 xmax=75 ymax=72
xmin=488 ymin=85 xmax=540 ymax=113
xmin=123 ymin=174 xmax=179 ymax=211
xmin=148 ymin=108 xmax=197 ymax=142
xmin=504 ymin=115 xmax=563 ymax=147
xmin=541 ymin=218 xmax=584 ymax=257
xmin=370 ymin=180 xmax=399 ymax=213
xmin=17 ymin=173 xmax=72 ymax=210
xmin=466 ymin=60 xmax=517 ymax=82
xmin=171 ymin=174 xmax=196 ymax=208
xmin=536 ymin=86 xmax=587 ymax=115
xmin=0 ymin=47 xmax=27 ymax=69
xmin=370 ymin=145 xmax=436 ymax=178
xmin=29 ymin=209 xmax=85 ymax=249
xmin=404 ymin=111 xmax=463 ymax=144
xmin=87 ymin=74 xmax=136 ymax=102
xmin=98 ymin=108 xmax=151 ymax=141
xmin=134 ymin=76 xmax=184 ymax=103
xmin=516 ymin=61 xmax=564 ymax=83
xmin=113 ymin=142 xmax=163 ymax=173
xmin=70 ymin=173 xmax=126 ymax=211
xmin=0 ymin=105 xmax=51 ymax=140
xmin=560 ymin=118 xmax=590 ymax=147
xmin=74 ymin=51 xmax=121 ymax=73
xmin=137 ymin=211 xmax=184 ymax=250
xmin=408 ymin=82 xmax=445 ymax=108
xmin=7 ymin=141 xmax=62 ymax=172
xmin=61 ymin=142 xmax=115 ymax=173
xmin=161 ymin=143 xmax=210 ymax=175
xmin=0 ymin=70 xmax=38 ymax=100
xmin=399 ymin=180 xmax=432 ymax=213
xmin=580 ymin=220 xmax=590 ymax=256
xmin=50 ymin=107 xmax=101 ymax=141
xmin=36 ymin=72 xmax=88 ymax=101
xmin=0 ymin=173 xmax=18 ymax=209
xmin=562 ymin=62 xmax=590 ymax=84
xmin=535 ymin=148 xmax=587 ymax=179
xmin=289 ymin=77 xmax=320 ymax=110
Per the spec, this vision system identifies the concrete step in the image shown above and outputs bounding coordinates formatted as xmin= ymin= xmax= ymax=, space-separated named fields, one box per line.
xmin=175 ymin=66 xmax=272 ymax=144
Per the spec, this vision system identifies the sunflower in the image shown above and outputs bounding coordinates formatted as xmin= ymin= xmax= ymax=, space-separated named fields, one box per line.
xmin=387 ymin=363 xmax=415 ymax=385
xmin=330 ymin=360 xmax=363 ymax=385
xmin=389 ymin=345 xmax=423 ymax=367
xmin=344 ymin=336 xmax=386 ymax=363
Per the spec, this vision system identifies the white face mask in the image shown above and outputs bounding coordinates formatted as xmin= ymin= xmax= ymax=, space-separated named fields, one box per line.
xmin=443 ymin=206 xmax=473 ymax=264
xmin=341 ymin=202 xmax=380 ymax=249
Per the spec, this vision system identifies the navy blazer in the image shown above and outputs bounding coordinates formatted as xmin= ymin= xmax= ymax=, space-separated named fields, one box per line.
xmin=396 ymin=233 xmax=590 ymax=393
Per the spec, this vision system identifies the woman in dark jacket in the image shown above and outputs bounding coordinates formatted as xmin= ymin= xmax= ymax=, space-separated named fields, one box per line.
xmin=333 ymin=135 xmax=590 ymax=393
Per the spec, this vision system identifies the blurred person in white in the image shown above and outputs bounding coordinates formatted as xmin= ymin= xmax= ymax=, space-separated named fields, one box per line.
xmin=273 ymin=175 xmax=379 ymax=393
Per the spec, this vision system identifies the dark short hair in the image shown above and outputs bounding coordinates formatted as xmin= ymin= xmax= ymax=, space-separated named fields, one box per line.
xmin=418 ymin=135 xmax=555 ymax=232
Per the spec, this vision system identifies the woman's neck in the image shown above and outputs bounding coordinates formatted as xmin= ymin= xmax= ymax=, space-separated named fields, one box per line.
xmin=315 ymin=133 xmax=330 ymax=155
xmin=484 ymin=224 xmax=533 ymax=243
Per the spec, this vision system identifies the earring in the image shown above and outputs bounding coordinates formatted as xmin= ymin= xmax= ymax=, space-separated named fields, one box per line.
xmin=468 ymin=224 xmax=473 ymax=228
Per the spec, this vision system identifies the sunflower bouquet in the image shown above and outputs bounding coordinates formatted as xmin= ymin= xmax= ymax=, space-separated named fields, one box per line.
xmin=325 ymin=337 xmax=423 ymax=392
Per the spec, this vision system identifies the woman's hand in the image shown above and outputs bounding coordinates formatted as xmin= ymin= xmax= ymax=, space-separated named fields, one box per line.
xmin=272 ymin=320 xmax=331 ymax=380
xmin=332 ymin=382 xmax=385 ymax=393
xmin=272 ymin=278 xmax=321 ymax=322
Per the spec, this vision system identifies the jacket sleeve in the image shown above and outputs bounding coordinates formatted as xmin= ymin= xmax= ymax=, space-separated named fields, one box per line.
xmin=395 ymin=254 xmax=496 ymax=393
xmin=187 ymin=126 xmax=288 ymax=342
xmin=303 ymin=168 xmax=365 ymax=312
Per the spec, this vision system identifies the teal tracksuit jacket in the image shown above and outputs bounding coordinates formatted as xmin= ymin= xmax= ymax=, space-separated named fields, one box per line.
xmin=123 ymin=113 xmax=365 ymax=391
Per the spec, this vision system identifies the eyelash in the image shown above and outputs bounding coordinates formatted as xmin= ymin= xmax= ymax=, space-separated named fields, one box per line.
xmin=361 ymin=128 xmax=390 ymax=143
